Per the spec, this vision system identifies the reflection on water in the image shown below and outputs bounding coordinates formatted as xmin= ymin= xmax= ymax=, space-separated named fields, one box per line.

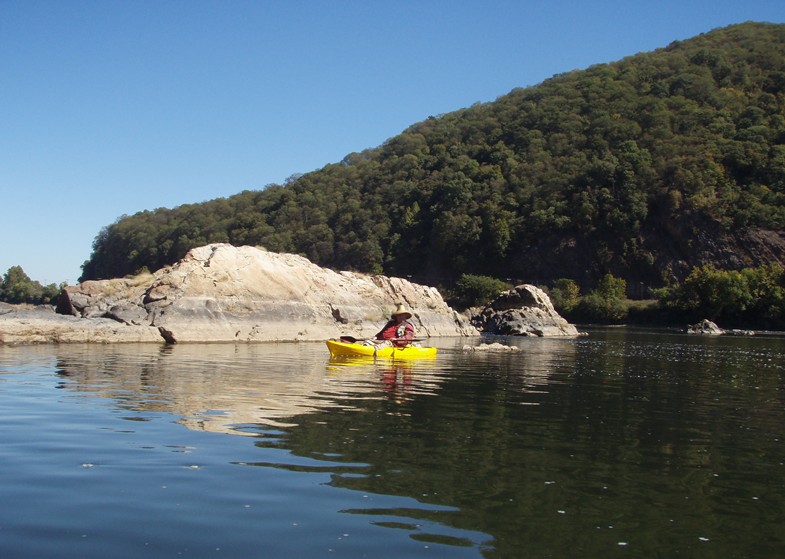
xmin=52 ymin=343 xmax=454 ymax=430
xmin=51 ymin=339 xmax=576 ymax=432
xmin=2 ymin=331 xmax=785 ymax=558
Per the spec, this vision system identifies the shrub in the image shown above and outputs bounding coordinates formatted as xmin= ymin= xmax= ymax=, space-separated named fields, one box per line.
xmin=549 ymin=278 xmax=581 ymax=313
xmin=576 ymin=290 xmax=628 ymax=323
xmin=596 ymin=273 xmax=627 ymax=300
xmin=680 ymin=265 xmax=751 ymax=321
xmin=451 ymin=274 xmax=511 ymax=309
xmin=574 ymin=274 xmax=628 ymax=323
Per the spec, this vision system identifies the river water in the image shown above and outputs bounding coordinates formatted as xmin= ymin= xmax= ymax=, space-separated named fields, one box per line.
xmin=1 ymin=329 xmax=783 ymax=558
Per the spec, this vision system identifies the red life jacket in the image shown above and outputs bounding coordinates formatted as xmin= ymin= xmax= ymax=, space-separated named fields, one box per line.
xmin=376 ymin=320 xmax=414 ymax=343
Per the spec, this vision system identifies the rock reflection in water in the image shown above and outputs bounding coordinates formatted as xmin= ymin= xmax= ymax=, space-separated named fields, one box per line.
xmin=52 ymin=338 xmax=574 ymax=433
xmin=55 ymin=343 xmax=358 ymax=430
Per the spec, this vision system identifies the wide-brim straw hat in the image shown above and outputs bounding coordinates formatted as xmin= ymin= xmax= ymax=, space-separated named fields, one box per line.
xmin=390 ymin=303 xmax=412 ymax=320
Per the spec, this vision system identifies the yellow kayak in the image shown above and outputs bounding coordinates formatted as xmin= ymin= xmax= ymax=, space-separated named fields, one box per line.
xmin=326 ymin=339 xmax=437 ymax=360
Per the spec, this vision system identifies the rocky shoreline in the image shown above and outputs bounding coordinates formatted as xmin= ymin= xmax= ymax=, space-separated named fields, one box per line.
xmin=0 ymin=302 xmax=163 ymax=344
xmin=1 ymin=244 xmax=580 ymax=345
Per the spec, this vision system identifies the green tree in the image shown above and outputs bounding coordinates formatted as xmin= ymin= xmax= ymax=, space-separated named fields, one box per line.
xmin=657 ymin=263 xmax=785 ymax=327
xmin=742 ymin=264 xmax=785 ymax=325
xmin=576 ymin=274 xmax=628 ymax=323
xmin=676 ymin=265 xmax=752 ymax=321
xmin=0 ymin=266 xmax=62 ymax=305
xmin=549 ymin=278 xmax=581 ymax=313
xmin=596 ymin=273 xmax=627 ymax=300
xmin=451 ymin=274 xmax=511 ymax=310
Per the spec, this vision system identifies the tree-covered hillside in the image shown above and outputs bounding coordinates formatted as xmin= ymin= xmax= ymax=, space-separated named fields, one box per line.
xmin=81 ymin=22 xmax=785 ymax=291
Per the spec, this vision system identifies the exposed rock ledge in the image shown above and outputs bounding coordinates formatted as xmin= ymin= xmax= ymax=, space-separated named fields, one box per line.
xmin=0 ymin=302 xmax=163 ymax=344
xmin=2 ymin=244 xmax=478 ymax=344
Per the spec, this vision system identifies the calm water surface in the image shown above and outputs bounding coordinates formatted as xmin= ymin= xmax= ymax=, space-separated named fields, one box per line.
xmin=1 ymin=329 xmax=784 ymax=558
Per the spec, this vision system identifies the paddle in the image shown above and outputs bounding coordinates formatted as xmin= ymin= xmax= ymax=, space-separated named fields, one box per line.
xmin=339 ymin=335 xmax=425 ymax=344
xmin=339 ymin=335 xmax=360 ymax=343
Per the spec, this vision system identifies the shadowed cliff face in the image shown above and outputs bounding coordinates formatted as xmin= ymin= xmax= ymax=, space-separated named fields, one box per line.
xmin=639 ymin=209 xmax=785 ymax=286
xmin=502 ymin=216 xmax=785 ymax=291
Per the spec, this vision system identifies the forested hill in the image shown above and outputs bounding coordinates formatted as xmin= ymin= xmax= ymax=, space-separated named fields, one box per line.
xmin=82 ymin=22 xmax=785 ymax=290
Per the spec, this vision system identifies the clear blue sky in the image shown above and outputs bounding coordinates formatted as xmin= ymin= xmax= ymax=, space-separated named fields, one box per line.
xmin=2 ymin=1 xmax=783 ymax=285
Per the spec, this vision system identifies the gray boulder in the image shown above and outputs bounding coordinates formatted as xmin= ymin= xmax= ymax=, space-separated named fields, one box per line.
xmin=473 ymin=284 xmax=579 ymax=337
xmin=686 ymin=319 xmax=725 ymax=335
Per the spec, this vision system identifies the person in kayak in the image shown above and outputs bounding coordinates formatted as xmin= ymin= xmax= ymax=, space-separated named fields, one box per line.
xmin=374 ymin=303 xmax=415 ymax=347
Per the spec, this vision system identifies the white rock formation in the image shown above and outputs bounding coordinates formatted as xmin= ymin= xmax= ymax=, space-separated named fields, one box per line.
xmin=41 ymin=244 xmax=477 ymax=344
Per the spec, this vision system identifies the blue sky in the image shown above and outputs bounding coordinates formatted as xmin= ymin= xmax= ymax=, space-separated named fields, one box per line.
xmin=2 ymin=1 xmax=784 ymax=285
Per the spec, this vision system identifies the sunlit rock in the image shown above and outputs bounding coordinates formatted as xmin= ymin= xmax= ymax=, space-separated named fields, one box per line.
xmin=0 ymin=303 xmax=161 ymax=344
xmin=41 ymin=243 xmax=478 ymax=343
xmin=686 ymin=319 xmax=725 ymax=335
xmin=472 ymin=284 xmax=579 ymax=337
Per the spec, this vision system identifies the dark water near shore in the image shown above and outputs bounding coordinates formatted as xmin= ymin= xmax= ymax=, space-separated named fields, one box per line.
xmin=1 ymin=329 xmax=784 ymax=558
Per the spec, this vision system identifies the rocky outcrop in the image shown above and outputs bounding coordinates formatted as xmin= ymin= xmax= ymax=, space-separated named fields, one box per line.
xmin=472 ymin=284 xmax=579 ymax=337
xmin=686 ymin=319 xmax=725 ymax=335
xmin=685 ymin=319 xmax=755 ymax=336
xmin=2 ymin=246 xmax=588 ymax=345
xmin=6 ymin=243 xmax=478 ymax=344
xmin=0 ymin=303 xmax=161 ymax=344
